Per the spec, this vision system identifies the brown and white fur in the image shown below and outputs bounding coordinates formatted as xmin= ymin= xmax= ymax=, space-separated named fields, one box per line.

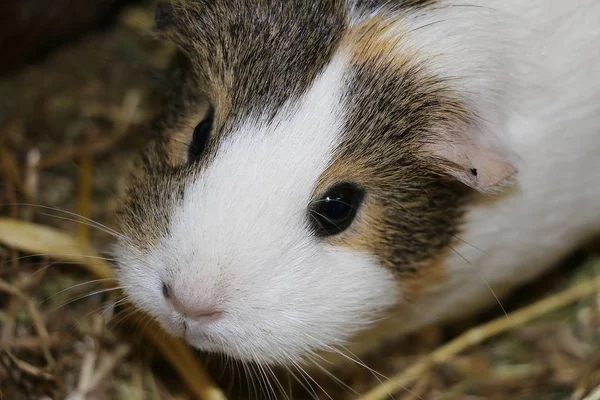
xmin=114 ymin=0 xmax=600 ymax=368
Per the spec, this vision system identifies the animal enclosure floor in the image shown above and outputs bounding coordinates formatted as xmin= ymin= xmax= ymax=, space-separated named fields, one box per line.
xmin=0 ymin=1 xmax=599 ymax=399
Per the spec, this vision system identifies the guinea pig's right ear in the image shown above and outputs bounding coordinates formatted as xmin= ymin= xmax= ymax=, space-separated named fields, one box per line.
xmin=422 ymin=129 xmax=518 ymax=195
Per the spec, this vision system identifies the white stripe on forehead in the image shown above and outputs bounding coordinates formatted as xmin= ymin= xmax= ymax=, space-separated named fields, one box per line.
xmin=170 ymin=49 xmax=351 ymax=249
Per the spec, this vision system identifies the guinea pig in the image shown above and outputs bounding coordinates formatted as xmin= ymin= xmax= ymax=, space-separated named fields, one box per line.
xmin=114 ymin=0 xmax=600 ymax=368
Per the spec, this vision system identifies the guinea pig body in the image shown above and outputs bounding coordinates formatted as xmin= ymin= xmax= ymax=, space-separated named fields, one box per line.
xmin=115 ymin=0 xmax=600 ymax=368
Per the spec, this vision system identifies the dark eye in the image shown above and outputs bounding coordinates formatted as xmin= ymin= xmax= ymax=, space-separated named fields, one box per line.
xmin=309 ymin=182 xmax=365 ymax=237
xmin=188 ymin=106 xmax=214 ymax=162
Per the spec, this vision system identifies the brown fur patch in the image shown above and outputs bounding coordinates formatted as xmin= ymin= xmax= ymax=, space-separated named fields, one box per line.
xmin=160 ymin=0 xmax=348 ymax=128
xmin=347 ymin=15 xmax=411 ymax=65
xmin=164 ymin=99 xmax=211 ymax=165
xmin=310 ymin=13 xmax=473 ymax=299
xmin=400 ymin=245 xmax=451 ymax=299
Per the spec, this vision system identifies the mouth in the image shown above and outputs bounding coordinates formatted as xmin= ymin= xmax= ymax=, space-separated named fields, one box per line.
xmin=160 ymin=320 xmax=220 ymax=354
xmin=163 ymin=314 xmax=222 ymax=350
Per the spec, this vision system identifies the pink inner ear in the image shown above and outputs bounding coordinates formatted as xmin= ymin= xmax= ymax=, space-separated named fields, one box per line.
xmin=423 ymin=135 xmax=517 ymax=194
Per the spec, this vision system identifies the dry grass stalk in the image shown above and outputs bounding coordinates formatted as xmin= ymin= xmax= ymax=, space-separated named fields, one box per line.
xmin=37 ymin=90 xmax=144 ymax=169
xmin=67 ymin=343 xmax=131 ymax=400
xmin=358 ymin=263 xmax=600 ymax=400
xmin=0 ymin=349 xmax=62 ymax=387
xmin=0 ymin=333 xmax=63 ymax=350
xmin=0 ymin=278 xmax=55 ymax=366
xmin=0 ymin=218 xmax=113 ymax=281
xmin=583 ymin=385 xmax=600 ymax=400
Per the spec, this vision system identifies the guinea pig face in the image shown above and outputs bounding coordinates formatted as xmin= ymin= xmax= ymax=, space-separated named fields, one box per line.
xmin=114 ymin=1 xmax=402 ymax=365
xmin=115 ymin=0 xmax=515 ymax=366
xmin=115 ymin=47 xmax=404 ymax=364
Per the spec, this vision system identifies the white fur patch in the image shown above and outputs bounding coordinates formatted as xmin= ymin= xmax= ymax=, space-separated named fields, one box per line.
xmin=117 ymin=50 xmax=399 ymax=365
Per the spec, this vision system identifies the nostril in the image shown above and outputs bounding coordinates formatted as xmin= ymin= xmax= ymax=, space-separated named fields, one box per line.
xmin=161 ymin=282 xmax=171 ymax=299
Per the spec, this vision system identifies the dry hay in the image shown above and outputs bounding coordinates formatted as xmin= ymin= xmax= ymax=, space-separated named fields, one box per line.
xmin=0 ymin=2 xmax=599 ymax=399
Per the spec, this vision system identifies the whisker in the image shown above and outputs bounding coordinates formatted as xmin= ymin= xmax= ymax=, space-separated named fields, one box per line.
xmin=322 ymin=343 xmax=392 ymax=394
xmin=38 ymin=212 xmax=122 ymax=239
xmin=109 ymin=297 xmax=158 ymax=330
xmin=285 ymin=361 xmax=319 ymax=400
xmin=336 ymin=345 xmax=405 ymax=400
xmin=306 ymin=336 xmax=420 ymax=400
xmin=2 ymin=203 xmax=124 ymax=239
xmin=266 ymin=363 xmax=290 ymax=400
xmin=248 ymin=358 xmax=261 ymax=400
xmin=449 ymin=244 xmax=509 ymax=318
xmin=240 ymin=357 xmax=254 ymax=400
xmin=217 ymin=348 xmax=229 ymax=384
xmin=1 ymin=253 xmax=116 ymax=266
xmin=254 ymin=358 xmax=276 ymax=400
xmin=102 ymin=297 xmax=131 ymax=317
xmin=233 ymin=357 xmax=243 ymax=397
xmin=48 ymin=287 xmax=122 ymax=314
xmin=452 ymin=234 xmax=488 ymax=254
xmin=84 ymin=298 xmax=124 ymax=320
xmin=306 ymin=353 xmax=358 ymax=396
xmin=288 ymin=357 xmax=332 ymax=400
xmin=309 ymin=198 xmax=357 ymax=210
xmin=111 ymin=307 xmax=143 ymax=328
xmin=336 ymin=344 xmax=390 ymax=381
xmin=308 ymin=209 xmax=344 ymax=232
xmin=40 ymin=278 xmax=119 ymax=304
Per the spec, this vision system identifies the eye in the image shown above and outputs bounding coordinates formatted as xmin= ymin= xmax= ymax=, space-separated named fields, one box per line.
xmin=188 ymin=106 xmax=214 ymax=163
xmin=309 ymin=182 xmax=365 ymax=237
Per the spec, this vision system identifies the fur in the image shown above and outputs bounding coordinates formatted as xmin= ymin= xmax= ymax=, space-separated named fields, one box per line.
xmin=115 ymin=0 xmax=600 ymax=368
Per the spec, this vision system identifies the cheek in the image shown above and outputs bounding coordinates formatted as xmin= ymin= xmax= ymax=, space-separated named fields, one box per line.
xmin=113 ymin=245 xmax=166 ymax=316
xmin=226 ymin=244 xmax=400 ymax=334
xmin=327 ymin=197 xmax=386 ymax=258
xmin=398 ymin=247 xmax=452 ymax=301
xmin=303 ymin=246 xmax=401 ymax=323
xmin=328 ymin=200 xmax=454 ymax=303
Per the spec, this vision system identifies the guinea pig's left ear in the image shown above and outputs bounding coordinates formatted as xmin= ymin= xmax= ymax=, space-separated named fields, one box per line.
xmin=152 ymin=2 xmax=200 ymax=54
xmin=153 ymin=2 xmax=187 ymax=44
xmin=154 ymin=2 xmax=179 ymax=33
xmin=422 ymin=130 xmax=517 ymax=194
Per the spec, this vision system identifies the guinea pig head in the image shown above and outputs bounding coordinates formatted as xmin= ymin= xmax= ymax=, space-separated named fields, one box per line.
xmin=114 ymin=0 xmax=516 ymax=365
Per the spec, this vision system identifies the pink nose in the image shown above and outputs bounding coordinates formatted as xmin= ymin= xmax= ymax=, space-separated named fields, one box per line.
xmin=162 ymin=283 xmax=222 ymax=323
